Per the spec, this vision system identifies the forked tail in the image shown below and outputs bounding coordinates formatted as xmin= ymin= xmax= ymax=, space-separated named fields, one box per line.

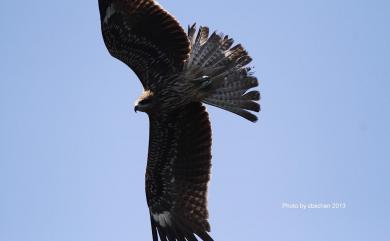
xmin=184 ymin=24 xmax=260 ymax=122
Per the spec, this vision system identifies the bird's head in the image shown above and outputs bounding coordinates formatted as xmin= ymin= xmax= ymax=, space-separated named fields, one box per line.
xmin=134 ymin=90 xmax=155 ymax=113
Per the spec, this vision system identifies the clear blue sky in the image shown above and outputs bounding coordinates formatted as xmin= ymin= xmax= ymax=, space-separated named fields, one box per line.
xmin=1 ymin=0 xmax=389 ymax=241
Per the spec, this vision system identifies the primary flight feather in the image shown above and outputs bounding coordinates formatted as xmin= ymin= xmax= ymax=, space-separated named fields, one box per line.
xmin=98 ymin=1 xmax=260 ymax=240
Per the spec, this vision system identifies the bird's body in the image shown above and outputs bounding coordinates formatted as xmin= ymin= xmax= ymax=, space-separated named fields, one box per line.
xmin=98 ymin=1 xmax=260 ymax=240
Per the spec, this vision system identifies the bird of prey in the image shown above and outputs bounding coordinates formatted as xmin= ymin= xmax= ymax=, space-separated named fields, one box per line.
xmin=98 ymin=0 xmax=260 ymax=240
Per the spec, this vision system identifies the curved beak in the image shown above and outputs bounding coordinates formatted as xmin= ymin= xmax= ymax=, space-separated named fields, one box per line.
xmin=133 ymin=102 xmax=151 ymax=113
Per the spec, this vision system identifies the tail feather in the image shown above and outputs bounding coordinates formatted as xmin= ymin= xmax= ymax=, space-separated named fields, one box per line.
xmin=186 ymin=26 xmax=209 ymax=67
xmin=216 ymin=71 xmax=258 ymax=93
xmin=185 ymin=24 xmax=260 ymax=122
xmin=202 ymin=35 xmax=234 ymax=68
xmin=204 ymin=101 xmax=258 ymax=122
xmin=196 ymin=32 xmax=221 ymax=66
xmin=242 ymin=90 xmax=261 ymax=101
xmin=188 ymin=23 xmax=197 ymax=42
xmin=205 ymin=97 xmax=260 ymax=112
xmin=212 ymin=44 xmax=249 ymax=68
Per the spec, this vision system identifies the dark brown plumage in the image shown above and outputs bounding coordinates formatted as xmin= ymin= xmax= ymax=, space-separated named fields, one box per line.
xmin=98 ymin=0 xmax=190 ymax=89
xmin=147 ymin=102 xmax=212 ymax=241
xmin=98 ymin=1 xmax=260 ymax=240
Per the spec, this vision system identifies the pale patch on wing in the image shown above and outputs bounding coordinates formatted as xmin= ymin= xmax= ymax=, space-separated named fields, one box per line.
xmin=151 ymin=211 xmax=172 ymax=227
xmin=104 ymin=4 xmax=116 ymax=24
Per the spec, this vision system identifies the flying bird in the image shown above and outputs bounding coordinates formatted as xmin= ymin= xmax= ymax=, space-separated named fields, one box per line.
xmin=98 ymin=0 xmax=260 ymax=240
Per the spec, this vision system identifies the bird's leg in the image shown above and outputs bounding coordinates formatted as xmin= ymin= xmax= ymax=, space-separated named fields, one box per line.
xmin=193 ymin=75 xmax=212 ymax=89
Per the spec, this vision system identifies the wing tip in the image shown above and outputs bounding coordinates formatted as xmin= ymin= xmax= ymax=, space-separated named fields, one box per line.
xmin=150 ymin=212 xmax=214 ymax=241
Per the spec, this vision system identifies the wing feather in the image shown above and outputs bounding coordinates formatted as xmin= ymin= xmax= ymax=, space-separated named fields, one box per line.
xmin=146 ymin=102 xmax=213 ymax=241
xmin=98 ymin=0 xmax=190 ymax=89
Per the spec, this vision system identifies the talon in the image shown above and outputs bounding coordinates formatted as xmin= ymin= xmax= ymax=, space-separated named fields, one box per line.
xmin=200 ymin=80 xmax=212 ymax=88
xmin=194 ymin=75 xmax=210 ymax=81
xmin=194 ymin=76 xmax=212 ymax=89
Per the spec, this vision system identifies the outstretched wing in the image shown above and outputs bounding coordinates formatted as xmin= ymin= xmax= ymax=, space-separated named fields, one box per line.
xmin=98 ymin=0 xmax=190 ymax=89
xmin=146 ymin=102 xmax=213 ymax=241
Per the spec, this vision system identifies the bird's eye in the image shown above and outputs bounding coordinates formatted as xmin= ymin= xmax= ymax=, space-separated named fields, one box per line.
xmin=140 ymin=98 xmax=152 ymax=105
